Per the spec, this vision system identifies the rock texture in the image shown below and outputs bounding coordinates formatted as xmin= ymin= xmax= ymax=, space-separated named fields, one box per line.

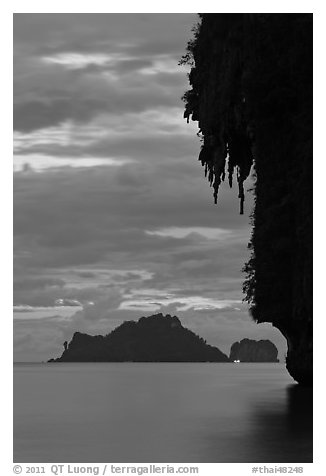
xmin=230 ymin=339 xmax=279 ymax=362
xmin=181 ymin=14 xmax=312 ymax=385
xmin=49 ymin=313 xmax=230 ymax=363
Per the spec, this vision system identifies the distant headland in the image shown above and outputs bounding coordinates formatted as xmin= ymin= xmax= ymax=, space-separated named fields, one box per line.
xmin=48 ymin=313 xmax=230 ymax=363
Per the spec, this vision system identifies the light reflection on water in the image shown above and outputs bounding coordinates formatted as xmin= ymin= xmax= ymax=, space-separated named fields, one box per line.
xmin=14 ymin=363 xmax=312 ymax=462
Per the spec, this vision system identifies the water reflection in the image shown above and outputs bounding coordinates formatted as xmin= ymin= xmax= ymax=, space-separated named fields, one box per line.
xmin=286 ymin=384 xmax=313 ymax=435
xmin=14 ymin=364 xmax=313 ymax=463
xmin=203 ymin=384 xmax=312 ymax=463
xmin=243 ymin=384 xmax=312 ymax=462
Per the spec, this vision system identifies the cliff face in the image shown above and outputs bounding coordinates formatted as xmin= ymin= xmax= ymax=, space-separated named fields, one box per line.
xmin=230 ymin=339 xmax=279 ymax=363
xmin=49 ymin=313 xmax=230 ymax=363
xmin=182 ymin=14 xmax=312 ymax=385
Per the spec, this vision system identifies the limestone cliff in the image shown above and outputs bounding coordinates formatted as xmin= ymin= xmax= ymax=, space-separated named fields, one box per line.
xmin=181 ymin=14 xmax=312 ymax=385
xmin=230 ymin=339 xmax=279 ymax=363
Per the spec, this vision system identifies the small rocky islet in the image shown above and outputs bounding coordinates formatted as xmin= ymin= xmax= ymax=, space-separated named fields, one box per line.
xmin=229 ymin=338 xmax=279 ymax=363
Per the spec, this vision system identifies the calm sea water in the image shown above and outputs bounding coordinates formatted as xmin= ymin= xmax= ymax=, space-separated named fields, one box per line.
xmin=14 ymin=363 xmax=312 ymax=463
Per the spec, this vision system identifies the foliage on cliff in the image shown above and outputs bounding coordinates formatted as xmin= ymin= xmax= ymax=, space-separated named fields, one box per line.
xmin=182 ymin=14 xmax=312 ymax=383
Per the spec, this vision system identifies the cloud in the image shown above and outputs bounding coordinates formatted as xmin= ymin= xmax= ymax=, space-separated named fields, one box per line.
xmin=14 ymin=162 xmax=253 ymax=287
xmin=13 ymin=305 xmax=82 ymax=314
xmin=13 ymin=106 xmax=200 ymax=176
xmin=13 ymin=14 xmax=266 ymax=363
xmin=54 ymin=298 xmax=82 ymax=307
xmin=14 ymin=13 xmax=197 ymax=57
xmin=14 ymin=188 xmax=252 ymax=309
xmin=14 ymin=276 xmax=65 ymax=291
xmin=14 ymin=13 xmax=197 ymax=133
xmin=14 ymin=82 xmax=184 ymax=133
xmin=145 ymin=227 xmax=234 ymax=240
xmin=119 ymin=295 xmax=241 ymax=312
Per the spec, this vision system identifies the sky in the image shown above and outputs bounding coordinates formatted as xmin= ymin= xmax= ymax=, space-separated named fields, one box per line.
xmin=13 ymin=13 xmax=287 ymax=362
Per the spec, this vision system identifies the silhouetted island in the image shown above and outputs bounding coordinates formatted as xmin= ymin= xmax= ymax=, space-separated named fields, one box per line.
xmin=48 ymin=313 xmax=230 ymax=362
xmin=229 ymin=338 xmax=279 ymax=363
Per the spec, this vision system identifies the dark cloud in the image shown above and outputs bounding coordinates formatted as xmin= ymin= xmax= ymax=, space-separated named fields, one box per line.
xmin=76 ymin=271 xmax=97 ymax=278
xmin=14 ymin=13 xmax=197 ymax=57
xmin=14 ymin=13 xmax=196 ymax=132
xmin=14 ymin=164 xmax=252 ymax=261
xmin=13 ymin=162 xmax=252 ymax=318
xmin=13 ymin=84 xmax=184 ymax=133
xmin=14 ymin=98 xmax=106 ymax=133
xmin=14 ymin=276 xmax=65 ymax=291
